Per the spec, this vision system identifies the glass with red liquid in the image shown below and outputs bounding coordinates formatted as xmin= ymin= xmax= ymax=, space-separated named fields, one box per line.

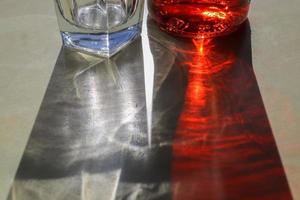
xmin=148 ymin=0 xmax=250 ymax=38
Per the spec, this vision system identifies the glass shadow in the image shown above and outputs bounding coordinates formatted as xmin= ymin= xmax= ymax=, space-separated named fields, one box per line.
xmin=8 ymin=19 xmax=293 ymax=200
xmin=147 ymin=19 xmax=293 ymax=200
xmin=7 ymin=36 xmax=178 ymax=199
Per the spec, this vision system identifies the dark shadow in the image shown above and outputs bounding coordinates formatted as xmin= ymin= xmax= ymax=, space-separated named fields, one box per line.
xmin=7 ymin=35 xmax=180 ymax=199
xmin=15 ymin=38 xmax=148 ymax=179
xmin=147 ymin=19 xmax=293 ymax=200
xmin=7 ymin=19 xmax=293 ymax=200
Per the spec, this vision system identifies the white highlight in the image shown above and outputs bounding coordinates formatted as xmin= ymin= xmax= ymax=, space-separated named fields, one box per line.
xmin=141 ymin=6 xmax=154 ymax=148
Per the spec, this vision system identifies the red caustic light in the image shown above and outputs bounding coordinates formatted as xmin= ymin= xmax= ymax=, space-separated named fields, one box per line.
xmin=168 ymin=25 xmax=292 ymax=199
xmin=148 ymin=0 xmax=250 ymax=38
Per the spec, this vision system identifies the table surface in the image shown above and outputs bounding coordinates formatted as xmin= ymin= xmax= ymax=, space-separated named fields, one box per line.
xmin=0 ymin=0 xmax=299 ymax=199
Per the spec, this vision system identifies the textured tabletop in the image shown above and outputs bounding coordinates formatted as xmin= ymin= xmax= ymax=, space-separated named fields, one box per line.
xmin=0 ymin=0 xmax=299 ymax=199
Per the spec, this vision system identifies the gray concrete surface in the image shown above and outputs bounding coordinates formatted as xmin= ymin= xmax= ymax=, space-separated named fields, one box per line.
xmin=0 ymin=0 xmax=299 ymax=199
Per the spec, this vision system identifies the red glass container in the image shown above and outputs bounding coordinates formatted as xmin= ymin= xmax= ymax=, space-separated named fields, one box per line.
xmin=148 ymin=0 xmax=250 ymax=38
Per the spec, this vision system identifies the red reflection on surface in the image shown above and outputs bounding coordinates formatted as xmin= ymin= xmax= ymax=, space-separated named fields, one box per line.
xmin=171 ymin=28 xmax=293 ymax=199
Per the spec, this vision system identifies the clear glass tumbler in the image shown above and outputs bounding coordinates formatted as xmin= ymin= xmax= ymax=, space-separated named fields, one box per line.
xmin=54 ymin=0 xmax=144 ymax=56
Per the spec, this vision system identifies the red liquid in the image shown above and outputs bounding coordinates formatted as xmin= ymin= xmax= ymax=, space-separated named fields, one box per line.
xmin=148 ymin=0 xmax=250 ymax=38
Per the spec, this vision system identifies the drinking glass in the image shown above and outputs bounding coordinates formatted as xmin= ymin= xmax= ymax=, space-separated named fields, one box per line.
xmin=54 ymin=0 xmax=144 ymax=56
xmin=148 ymin=0 xmax=250 ymax=38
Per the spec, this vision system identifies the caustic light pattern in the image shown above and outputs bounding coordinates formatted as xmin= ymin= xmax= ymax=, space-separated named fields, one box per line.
xmin=149 ymin=0 xmax=250 ymax=37
xmin=171 ymin=34 xmax=293 ymax=199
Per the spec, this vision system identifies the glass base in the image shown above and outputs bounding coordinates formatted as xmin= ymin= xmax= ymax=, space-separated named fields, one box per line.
xmin=61 ymin=23 xmax=141 ymax=57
